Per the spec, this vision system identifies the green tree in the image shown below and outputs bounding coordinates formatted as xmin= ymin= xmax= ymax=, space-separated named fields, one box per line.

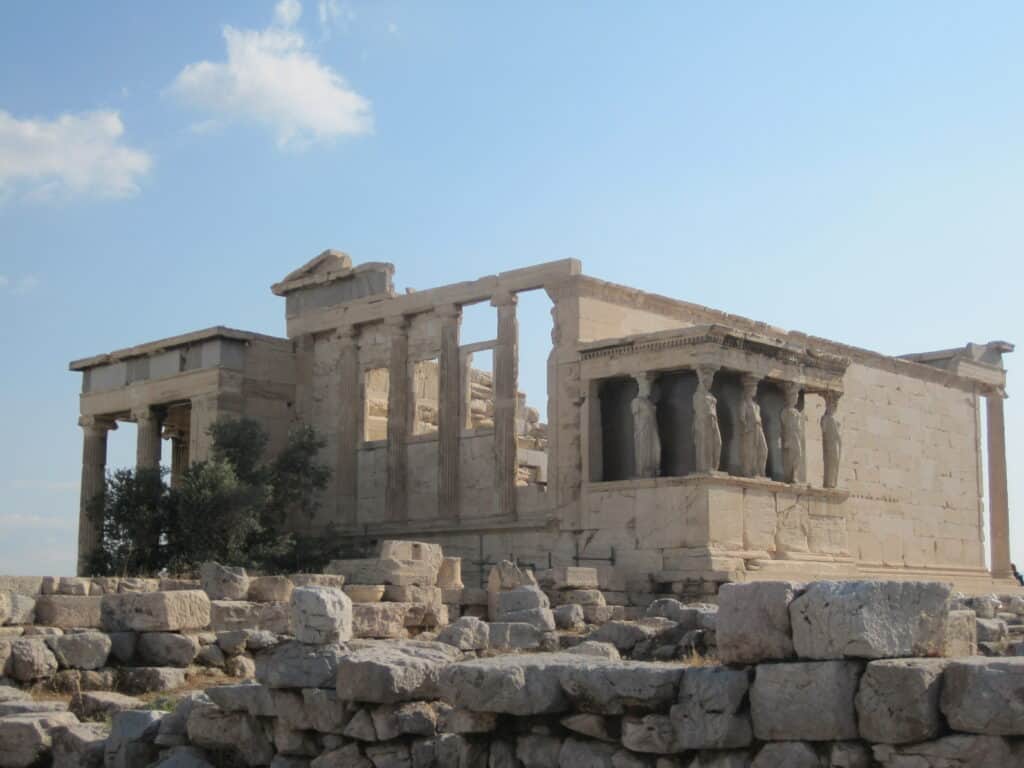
xmin=165 ymin=459 xmax=267 ymax=571
xmin=87 ymin=466 xmax=170 ymax=576
xmin=209 ymin=418 xmax=268 ymax=486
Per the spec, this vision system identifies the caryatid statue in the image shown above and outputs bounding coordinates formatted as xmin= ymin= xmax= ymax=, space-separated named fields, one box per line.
xmin=693 ymin=365 xmax=722 ymax=473
xmin=739 ymin=374 xmax=768 ymax=477
xmin=821 ymin=390 xmax=842 ymax=488
xmin=632 ymin=372 xmax=661 ymax=478
xmin=780 ymin=382 xmax=806 ymax=483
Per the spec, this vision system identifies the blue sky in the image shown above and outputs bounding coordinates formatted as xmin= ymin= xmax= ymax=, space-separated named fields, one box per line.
xmin=1 ymin=2 xmax=1021 ymax=576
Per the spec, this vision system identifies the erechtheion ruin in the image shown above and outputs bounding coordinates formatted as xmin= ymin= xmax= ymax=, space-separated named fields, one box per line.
xmin=69 ymin=251 xmax=1014 ymax=596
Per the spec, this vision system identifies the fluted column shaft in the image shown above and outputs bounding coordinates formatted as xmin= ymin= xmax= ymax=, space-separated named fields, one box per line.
xmin=337 ymin=325 xmax=360 ymax=525
xmin=78 ymin=416 xmax=116 ymax=576
xmin=986 ymin=392 xmax=1011 ymax=578
xmin=134 ymin=406 xmax=163 ymax=470
xmin=170 ymin=434 xmax=189 ymax=487
xmin=492 ymin=291 xmax=519 ymax=518
xmin=437 ymin=305 xmax=461 ymax=519
xmin=386 ymin=316 xmax=410 ymax=521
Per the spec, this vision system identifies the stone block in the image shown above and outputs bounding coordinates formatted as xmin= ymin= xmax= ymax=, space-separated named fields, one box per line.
xmin=789 ymin=581 xmax=952 ymax=659
xmin=51 ymin=722 xmax=107 ymax=768
xmin=353 ymin=602 xmax=409 ymax=638
xmin=559 ymin=737 xmax=617 ymax=767
xmin=872 ymin=735 xmax=1023 ymax=767
xmin=33 ymin=595 xmax=103 ymax=629
xmin=856 ymin=658 xmax=948 ymax=744
xmin=975 ymin=617 xmax=1008 ymax=642
xmin=45 ymin=632 xmax=111 ymax=670
xmin=439 ymin=654 xmax=584 ymax=715
xmin=621 ymin=714 xmax=680 ymax=754
xmin=0 ymin=712 xmax=81 ymax=768
xmin=256 ymin=640 xmax=345 ymax=689
xmin=345 ymin=585 xmax=387 ymax=603
xmin=940 ymin=657 xmax=1024 ymax=735
xmin=385 ymin=584 xmax=444 ymax=608
xmin=5 ymin=592 xmax=35 ymax=625
xmin=488 ymin=621 xmax=543 ymax=650
xmin=583 ymin=605 xmax=616 ymax=624
xmin=328 ymin=558 xmax=438 ymax=586
xmin=101 ymin=590 xmax=211 ymax=632
xmin=500 ymin=607 xmax=556 ymax=631
xmin=552 ymin=589 xmax=606 ymax=607
xmin=11 ymin=638 xmax=58 ymax=681
xmin=291 ymin=573 xmax=346 ymax=589
xmin=437 ymin=616 xmax=489 ymax=650
xmin=186 ymin=701 xmax=275 ymax=766
xmin=717 ymin=581 xmax=802 ymax=664
xmin=750 ymin=742 xmax=821 ymax=768
xmin=291 ymin=586 xmax=353 ymax=644
xmin=943 ymin=609 xmax=978 ymax=656
xmin=438 ymin=557 xmax=464 ymax=589
xmin=158 ymin=578 xmax=200 ymax=592
xmin=554 ymin=604 xmax=585 ymax=631
xmin=206 ymin=682 xmax=276 ymax=717
xmin=589 ymin=619 xmax=673 ymax=653
xmin=210 ymin=600 xmax=290 ymax=633
xmin=750 ymin=660 xmax=862 ymax=741
xmin=336 ymin=640 xmax=460 ymax=703
xmin=540 ymin=566 xmax=600 ymax=590
xmin=248 ymin=575 xmax=294 ymax=603
xmin=105 ymin=710 xmax=163 ymax=768
xmin=560 ymin=660 xmax=683 ymax=714
xmin=379 ymin=540 xmax=445 ymax=569
xmin=302 ymin=687 xmax=349 ymax=734
xmin=199 ymin=562 xmax=249 ymax=600
xmin=117 ymin=666 xmax=187 ymax=694
xmin=137 ymin=632 xmax=200 ymax=667
xmin=58 ymin=577 xmax=91 ymax=596
xmin=438 ymin=707 xmax=497 ymax=734
xmin=670 ymin=666 xmax=752 ymax=750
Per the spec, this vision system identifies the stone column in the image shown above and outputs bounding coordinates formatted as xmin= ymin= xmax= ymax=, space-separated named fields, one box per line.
xmin=77 ymin=416 xmax=116 ymax=576
xmin=632 ymin=372 xmax=661 ymax=478
xmin=169 ymin=432 xmax=189 ymax=487
xmin=693 ymin=365 xmax=722 ymax=473
xmin=437 ymin=304 xmax=462 ymax=519
xmin=337 ymin=325 xmax=360 ymax=525
xmin=133 ymin=406 xmax=163 ymax=470
xmin=492 ymin=291 xmax=518 ymax=518
xmin=986 ymin=391 xmax=1012 ymax=578
xmin=821 ymin=391 xmax=842 ymax=489
xmin=189 ymin=393 xmax=242 ymax=463
xmin=385 ymin=316 xmax=410 ymax=521
xmin=780 ymin=382 xmax=806 ymax=483
xmin=739 ymin=373 xmax=768 ymax=477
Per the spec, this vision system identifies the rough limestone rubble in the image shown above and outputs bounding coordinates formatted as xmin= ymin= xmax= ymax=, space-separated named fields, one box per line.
xmin=0 ymin=541 xmax=1023 ymax=767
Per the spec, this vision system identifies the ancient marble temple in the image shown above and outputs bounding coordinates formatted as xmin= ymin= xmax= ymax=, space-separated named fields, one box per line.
xmin=70 ymin=251 xmax=1015 ymax=597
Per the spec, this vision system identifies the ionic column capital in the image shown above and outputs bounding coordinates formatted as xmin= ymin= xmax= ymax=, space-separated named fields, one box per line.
xmin=436 ymin=303 xmax=461 ymax=321
xmin=490 ymin=290 xmax=517 ymax=308
xmin=79 ymin=415 xmax=117 ymax=433
xmin=385 ymin=315 xmax=411 ymax=333
xmin=131 ymin=406 xmax=164 ymax=424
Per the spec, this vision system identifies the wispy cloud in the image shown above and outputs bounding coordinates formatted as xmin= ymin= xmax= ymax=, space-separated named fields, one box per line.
xmin=0 ymin=275 xmax=41 ymax=296
xmin=168 ymin=0 xmax=372 ymax=150
xmin=318 ymin=0 xmax=356 ymax=38
xmin=0 ymin=110 xmax=152 ymax=203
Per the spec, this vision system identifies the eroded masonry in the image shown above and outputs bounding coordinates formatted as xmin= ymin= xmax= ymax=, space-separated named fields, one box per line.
xmin=70 ymin=252 xmax=1015 ymax=595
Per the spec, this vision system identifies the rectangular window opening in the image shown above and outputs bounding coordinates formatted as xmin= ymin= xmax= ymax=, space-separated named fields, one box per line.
xmin=363 ymin=367 xmax=389 ymax=441
xmin=411 ymin=357 xmax=440 ymax=436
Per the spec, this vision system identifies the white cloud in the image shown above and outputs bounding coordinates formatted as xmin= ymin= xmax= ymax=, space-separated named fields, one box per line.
xmin=0 ymin=110 xmax=152 ymax=202
xmin=169 ymin=0 xmax=372 ymax=149
xmin=275 ymin=0 xmax=302 ymax=27
xmin=318 ymin=0 xmax=355 ymax=37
